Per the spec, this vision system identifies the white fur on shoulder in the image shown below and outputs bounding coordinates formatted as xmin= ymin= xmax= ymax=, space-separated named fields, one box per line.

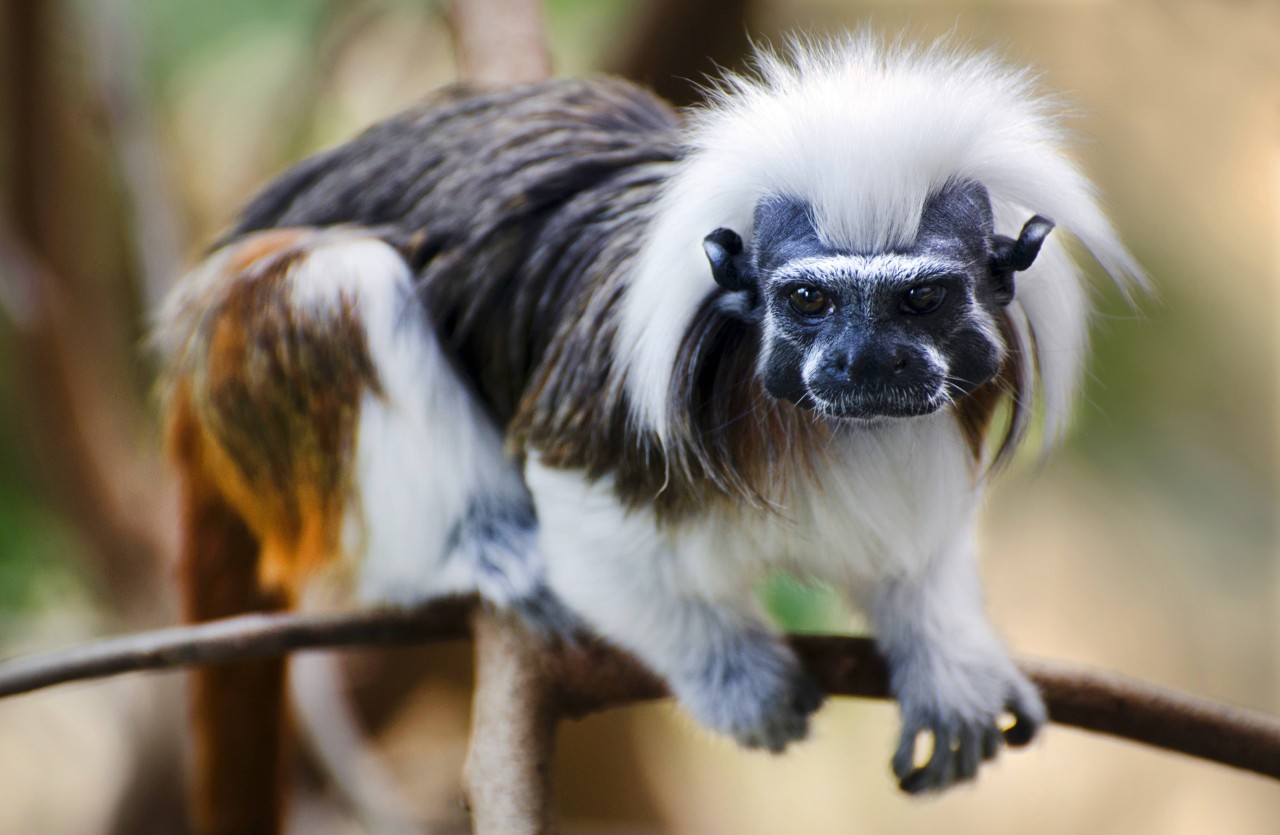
xmin=617 ymin=34 xmax=1143 ymax=446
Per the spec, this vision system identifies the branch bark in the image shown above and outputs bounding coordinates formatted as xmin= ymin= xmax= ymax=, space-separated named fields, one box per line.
xmin=0 ymin=600 xmax=471 ymax=699
xmin=463 ymin=611 xmax=560 ymax=833
xmin=0 ymin=601 xmax=1277 ymax=783
xmin=444 ymin=3 xmax=556 ymax=830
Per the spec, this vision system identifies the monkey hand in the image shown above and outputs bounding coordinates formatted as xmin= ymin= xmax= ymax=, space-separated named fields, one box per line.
xmin=674 ymin=629 xmax=826 ymax=753
xmin=890 ymin=653 xmax=1045 ymax=794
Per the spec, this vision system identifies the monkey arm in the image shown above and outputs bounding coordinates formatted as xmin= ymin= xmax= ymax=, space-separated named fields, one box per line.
xmin=867 ymin=532 xmax=1045 ymax=793
xmin=525 ymin=456 xmax=825 ymax=751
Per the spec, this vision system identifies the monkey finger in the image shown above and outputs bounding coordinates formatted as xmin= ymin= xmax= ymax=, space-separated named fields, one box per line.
xmin=790 ymin=673 xmax=827 ymax=716
xmin=1002 ymin=696 xmax=1043 ymax=747
xmin=981 ymin=724 xmax=1002 ymax=761
xmin=955 ymin=725 xmax=983 ymax=783
xmin=901 ymin=730 xmax=957 ymax=793
xmin=1003 ymin=680 xmax=1048 ymax=747
xmin=1003 ymin=715 xmax=1036 ymax=747
xmin=899 ymin=766 xmax=932 ymax=795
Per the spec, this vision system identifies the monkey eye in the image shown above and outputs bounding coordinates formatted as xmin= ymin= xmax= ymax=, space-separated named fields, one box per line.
xmin=788 ymin=285 xmax=830 ymax=316
xmin=900 ymin=283 xmax=947 ymax=315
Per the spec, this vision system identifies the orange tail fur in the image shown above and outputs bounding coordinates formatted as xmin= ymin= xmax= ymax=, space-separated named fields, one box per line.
xmin=158 ymin=229 xmax=386 ymax=833
xmin=171 ymin=395 xmax=291 ymax=835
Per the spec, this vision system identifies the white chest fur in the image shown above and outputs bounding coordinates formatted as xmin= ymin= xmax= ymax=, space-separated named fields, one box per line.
xmin=667 ymin=412 xmax=982 ymax=604
xmin=530 ymin=411 xmax=982 ymax=619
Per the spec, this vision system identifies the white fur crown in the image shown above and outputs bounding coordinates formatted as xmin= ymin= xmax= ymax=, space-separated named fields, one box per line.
xmin=617 ymin=34 xmax=1143 ymax=448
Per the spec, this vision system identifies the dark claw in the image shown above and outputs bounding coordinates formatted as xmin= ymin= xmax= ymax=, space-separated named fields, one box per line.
xmin=899 ymin=767 xmax=931 ymax=795
xmin=889 ymin=664 xmax=1045 ymax=793
xmin=892 ymin=730 xmax=918 ymax=781
xmin=792 ymin=671 xmax=827 ymax=715
xmin=1003 ymin=688 xmax=1045 ymax=747
xmin=1003 ymin=713 xmax=1037 ymax=747
xmin=904 ymin=730 xmax=954 ymax=794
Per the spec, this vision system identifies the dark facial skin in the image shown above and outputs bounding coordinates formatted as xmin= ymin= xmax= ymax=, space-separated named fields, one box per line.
xmin=704 ymin=182 xmax=1053 ymax=420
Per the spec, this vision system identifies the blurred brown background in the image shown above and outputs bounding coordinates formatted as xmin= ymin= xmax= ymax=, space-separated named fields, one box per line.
xmin=0 ymin=0 xmax=1276 ymax=832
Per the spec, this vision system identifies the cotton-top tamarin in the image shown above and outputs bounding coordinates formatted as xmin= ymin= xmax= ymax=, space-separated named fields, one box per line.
xmin=155 ymin=35 xmax=1141 ymax=833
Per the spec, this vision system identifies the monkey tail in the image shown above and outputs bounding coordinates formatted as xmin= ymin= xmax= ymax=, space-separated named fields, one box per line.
xmin=170 ymin=393 xmax=292 ymax=835
xmin=157 ymin=227 xmax=381 ymax=834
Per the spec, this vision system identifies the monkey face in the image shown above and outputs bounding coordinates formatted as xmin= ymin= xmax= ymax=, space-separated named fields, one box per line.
xmin=703 ymin=182 xmax=1053 ymax=421
xmin=757 ymin=253 xmax=1002 ymax=419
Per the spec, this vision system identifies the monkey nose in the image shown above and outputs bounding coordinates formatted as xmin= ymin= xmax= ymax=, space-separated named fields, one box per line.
xmin=817 ymin=344 xmax=912 ymax=388
xmin=888 ymin=346 xmax=910 ymax=375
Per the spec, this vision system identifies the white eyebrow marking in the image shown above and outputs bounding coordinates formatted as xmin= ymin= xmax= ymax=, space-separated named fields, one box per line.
xmin=771 ymin=253 xmax=966 ymax=287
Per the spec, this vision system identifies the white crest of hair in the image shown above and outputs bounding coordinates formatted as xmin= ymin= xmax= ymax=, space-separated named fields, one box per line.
xmin=618 ymin=32 xmax=1144 ymax=447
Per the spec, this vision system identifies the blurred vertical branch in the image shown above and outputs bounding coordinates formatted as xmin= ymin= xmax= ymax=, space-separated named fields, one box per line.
xmin=1 ymin=2 xmax=187 ymax=833
xmin=0 ymin=0 xmax=176 ymax=623
xmin=444 ymin=1 xmax=559 ymax=831
xmin=279 ymin=0 xmax=380 ymax=161
xmin=448 ymin=0 xmax=552 ymax=88
xmin=609 ymin=0 xmax=756 ymax=106
xmin=465 ymin=612 xmax=561 ymax=834
xmin=79 ymin=0 xmax=186 ymax=314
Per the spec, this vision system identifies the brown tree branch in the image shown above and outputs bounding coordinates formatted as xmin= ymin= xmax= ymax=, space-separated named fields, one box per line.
xmin=0 ymin=222 xmax=177 ymax=621
xmin=1023 ymin=658 xmax=1280 ymax=783
xmin=443 ymin=3 xmax=556 ymax=830
xmin=463 ymin=611 xmax=561 ymax=833
xmin=0 ymin=600 xmax=472 ymax=699
xmin=0 ymin=601 xmax=1277 ymax=783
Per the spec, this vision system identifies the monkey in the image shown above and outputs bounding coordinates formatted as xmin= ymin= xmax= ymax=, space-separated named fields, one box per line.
xmin=154 ymin=35 xmax=1141 ymax=832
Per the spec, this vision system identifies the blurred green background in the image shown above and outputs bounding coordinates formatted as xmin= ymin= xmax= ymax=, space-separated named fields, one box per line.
xmin=0 ymin=0 xmax=1275 ymax=833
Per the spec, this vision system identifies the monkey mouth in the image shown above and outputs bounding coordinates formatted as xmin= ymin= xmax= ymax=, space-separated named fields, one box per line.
xmin=801 ymin=384 xmax=948 ymax=420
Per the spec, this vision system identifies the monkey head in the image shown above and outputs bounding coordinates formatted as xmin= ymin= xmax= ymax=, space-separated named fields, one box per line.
xmin=703 ymin=181 xmax=1054 ymax=420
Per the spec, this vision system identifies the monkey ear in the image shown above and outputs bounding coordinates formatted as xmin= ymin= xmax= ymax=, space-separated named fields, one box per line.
xmin=988 ymin=215 xmax=1055 ymax=306
xmin=703 ymin=228 xmax=760 ymax=320
xmin=703 ymin=228 xmax=747 ymax=290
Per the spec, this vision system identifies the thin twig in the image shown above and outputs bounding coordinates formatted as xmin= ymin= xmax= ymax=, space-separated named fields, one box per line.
xmin=0 ymin=600 xmax=471 ymax=699
xmin=1025 ymin=658 xmax=1280 ymax=782
xmin=0 ymin=601 xmax=1276 ymax=782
